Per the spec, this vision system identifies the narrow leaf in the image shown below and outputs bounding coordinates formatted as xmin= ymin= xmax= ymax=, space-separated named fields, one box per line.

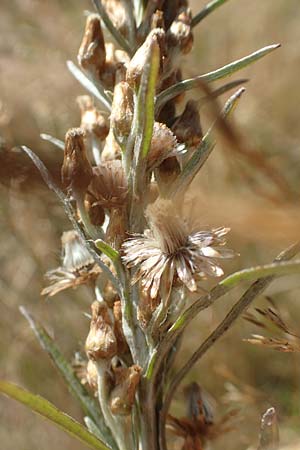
xmin=67 ymin=61 xmax=112 ymax=111
xmin=95 ymin=239 xmax=119 ymax=262
xmin=92 ymin=0 xmax=133 ymax=55
xmin=220 ymin=259 xmax=300 ymax=288
xmin=19 ymin=306 xmax=117 ymax=450
xmin=40 ymin=133 xmax=64 ymax=150
xmin=0 ymin=381 xmax=110 ymax=450
xmin=192 ymin=0 xmax=231 ymax=28
xmin=169 ymin=87 xmax=245 ymax=197
xmin=156 ymin=44 xmax=280 ymax=108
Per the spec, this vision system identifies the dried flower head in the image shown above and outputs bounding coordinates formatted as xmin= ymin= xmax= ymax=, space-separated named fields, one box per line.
xmin=100 ymin=43 xmax=129 ymax=90
xmin=41 ymin=231 xmax=101 ymax=297
xmin=89 ymin=160 xmax=128 ymax=209
xmin=110 ymin=365 xmax=142 ymax=415
xmin=122 ymin=200 xmax=234 ymax=298
xmin=61 ymin=128 xmax=93 ymax=194
xmin=101 ymin=127 xmax=122 ymax=161
xmin=78 ymin=14 xmax=106 ymax=75
xmin=77 ymin=95 xmax=109 ymax=140
xmin=148 ymin=122 xmax=178 ymax=170
xmin=85 ymin=301 xmax=117 ymax=361
xmin=102 ymin=0 xmax=128 ymax=39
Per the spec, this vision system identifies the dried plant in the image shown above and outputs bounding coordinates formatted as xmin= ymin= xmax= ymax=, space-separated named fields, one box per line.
xmin=1 ymin=1 xmax=300 ymax=449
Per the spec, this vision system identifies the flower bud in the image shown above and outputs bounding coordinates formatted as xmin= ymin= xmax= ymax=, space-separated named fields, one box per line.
xmin=100 ymin=43 xmax=129 ymax=90
xmin=110 ymin=365 xmax=142 ymax=415
xmin=89 ymin=160 xmax=127 ymax=209
xmin=166 ymin=7 xmax=193 ymax=54
xmin=85 ymin=301 xmax=117 ymax=361
xmin=84 ymin=193 xmax=105 ymax=227
xmin=78 ymin=15 xmax=106 ymax=75
xmin=126 ymin=28 xmax=165 ymax=88
xmin=61 ymin=128 xmax=93 ymax=194
xmin=172 ymin=100 xmax=203 ymax=148
xmin=77 ymin=95 xmax=109 ymax=141
xmin=110 ymin=81 xmax=134 ymax=139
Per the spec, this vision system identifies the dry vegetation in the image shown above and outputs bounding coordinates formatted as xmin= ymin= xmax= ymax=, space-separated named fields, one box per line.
xmin=1 ymin=1 xmax=300 ymax=449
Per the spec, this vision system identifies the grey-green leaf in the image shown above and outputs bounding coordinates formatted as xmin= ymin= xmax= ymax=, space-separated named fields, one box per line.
xmin=0 ymin=381 xmax=110 ymax=450
xmin=19 ymin=306 xmax=117 ymax=450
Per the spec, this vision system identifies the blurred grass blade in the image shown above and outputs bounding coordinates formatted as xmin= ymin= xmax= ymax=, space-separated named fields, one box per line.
xmin=0 ymin=381 xmax=110 ymax=450
xmin=220 ymin=259 xmax=300 ymax=288
xmin=19 ymin=306 xmax=117 ymax=450
xmin=67 ymin=61 xmax=112 ymax=111
xmin=40 ymin=133 xmax=64 ymax=150
xmin=92 ymin=0 xmax=133 ymax=55
xmin=258 ymin=407 xmax=279 ymax=450
xmin=192 ymin=0 xmax=231 ymax=28
xmin=20 ymin=146 xmax=119 ymax=292
xmin=170 ymin=88 xmax=245 ymax=197
xmin=156 ymin=44 xmax=279 ymax=108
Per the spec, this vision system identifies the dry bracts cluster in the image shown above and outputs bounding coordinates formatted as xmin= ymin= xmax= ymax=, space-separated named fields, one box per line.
xmin=7 ymin=2 xmax=300 ymax=450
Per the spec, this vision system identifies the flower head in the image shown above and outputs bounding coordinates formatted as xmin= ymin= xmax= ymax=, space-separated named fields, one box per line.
xmin=41 ymin=230 xmax=101 ymax=297
xmin=122 ymin=200 xmax=234 ymax=299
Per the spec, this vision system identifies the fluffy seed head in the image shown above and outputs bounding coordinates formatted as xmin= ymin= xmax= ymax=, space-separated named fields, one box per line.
xmin=122 ymin=200 xmax=234 ymax=298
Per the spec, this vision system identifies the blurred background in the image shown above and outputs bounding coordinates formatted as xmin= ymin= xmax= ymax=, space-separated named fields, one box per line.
xmin=1 ymin=0 xmax=300 ymax=449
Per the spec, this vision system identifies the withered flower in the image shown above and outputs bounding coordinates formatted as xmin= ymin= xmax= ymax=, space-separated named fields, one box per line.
xmin=168 ymin=382 xmax=237 ymax=450
xmin=77 ymin=95 xmax=109 ymax=141
xmin=85 ymin=301 xmax=117 ymax=361
xmin=148 ymin=122 xmax=178 ymax=170
xmin=122 ymin=200 xmax=234 ymax=298
xmin=78 ymin=15 xmax=106 ymax=74
xmin=110 ymin=365 xmax=142 ymax=415
xmin=89 ymin=160 xmax=128 ymax=209
xmin=42 ymin=230 xmax=101 ymax=297
xmin=61 ymin=128 xmax=93 ymax=194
